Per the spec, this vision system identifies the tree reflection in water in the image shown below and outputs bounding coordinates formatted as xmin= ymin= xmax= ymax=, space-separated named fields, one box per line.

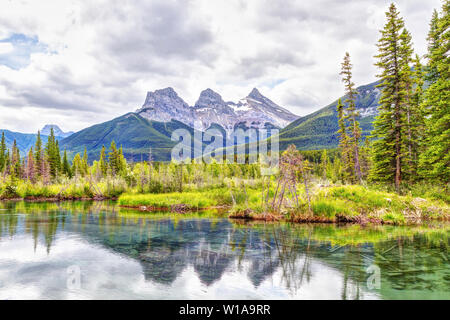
xmin=0 ymin=201 xmax=448 ymax=299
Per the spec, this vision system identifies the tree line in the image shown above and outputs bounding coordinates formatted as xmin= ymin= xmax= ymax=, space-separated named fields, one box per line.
xmin=0 ymin=128 xmax=127 ymax=183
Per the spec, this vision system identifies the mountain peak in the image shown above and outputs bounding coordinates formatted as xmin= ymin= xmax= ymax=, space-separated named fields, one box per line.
xmin=248 ymin=88 xmax=264 ymax=100
xmin=138 ymin=87 xmax=194 ymax=126
xmin=144 ymin=87 xmax=180 ymax=103
xmin=195 ymin=88 xmax=224 ymax=108
xmin=41 ymin=124 xmax=73 ymax=138
xmin=42 ymin=124 xmax=62 ymax=132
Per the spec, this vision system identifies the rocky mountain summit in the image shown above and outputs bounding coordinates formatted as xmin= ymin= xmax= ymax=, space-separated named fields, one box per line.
xmin=136 ymin=87 xmax=299 ymax=132
xmin=136 ymin=88 xmax=196 ymax=127
xmin=41 ymin=124 xmax=74 ymax=138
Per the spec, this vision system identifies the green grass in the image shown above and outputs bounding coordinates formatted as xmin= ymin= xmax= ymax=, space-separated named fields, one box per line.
xmin=118 ymin=187 xmax=234 ymax=209
xmin=309 ymin=185 xmax=449 ymax=223
xmin=0 ymin=178 xmax=128 ymax=200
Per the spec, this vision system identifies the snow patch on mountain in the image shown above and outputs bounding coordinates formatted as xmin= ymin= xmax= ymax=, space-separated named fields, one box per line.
xmin=41 ymin=124 xmax=74 ymax=138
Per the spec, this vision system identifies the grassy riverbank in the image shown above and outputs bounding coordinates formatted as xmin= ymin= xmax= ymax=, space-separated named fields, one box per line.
xmin=118 ymin=184 xmax=450 ymax=225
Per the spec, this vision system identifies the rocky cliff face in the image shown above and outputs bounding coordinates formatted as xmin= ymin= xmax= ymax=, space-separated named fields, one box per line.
xmin=136 ymin=87 xmax=299 ymax=132
xmin=136 ymin=87 xmax=196 ymax=127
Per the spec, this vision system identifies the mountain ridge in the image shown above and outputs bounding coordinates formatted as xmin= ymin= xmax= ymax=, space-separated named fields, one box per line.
xmin=136 ymin=87 xmax=299 ymax=132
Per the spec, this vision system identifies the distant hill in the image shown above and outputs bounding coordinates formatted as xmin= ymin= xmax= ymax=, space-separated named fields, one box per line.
xmin=0 ymin=124 xmax=71 ymax=156
xmin=278 ymin=80 xmax=381 ymax=150
xmin=0 ymin=130 xmax=58 ymax=156
xmin=59 ymin=113 xmax=202 ymax=162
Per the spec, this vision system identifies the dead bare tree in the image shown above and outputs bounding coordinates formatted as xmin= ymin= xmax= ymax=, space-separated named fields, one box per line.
xmin=271 ymin=145 xmax=306 ymax=212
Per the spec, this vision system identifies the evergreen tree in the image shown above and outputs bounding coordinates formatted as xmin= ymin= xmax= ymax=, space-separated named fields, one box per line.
xmin=99 ymin=145 xmax=108 ymax=176
xmin=40 ymin=151 xmax=50 ymax=184
xmin=360 ymin=137 xmax=372 ymax=180
xmin=62 ymin=149 xmax=72 ymax=178
xmin=370 ymin=3 xmax=412 ymax=190
xmin=45 ymin=128 xmax=60 ymax=178
xmin=109 ymin=140 xmax=119 ymax=176
xmin=26 ymin=147 xmax=36 ymax=182
xmin=71 ymin=153 xmax=82 ymax=177
xmin=81 ymin=147 xmax=89 ymax=175
xmin=398 ymin=28 xmax=419 ymax=181
xmin=336 ymin=98 xmax=353 ymax=182
xmin=10 ymin=139 xmax=21 ymax=179
xmin=34 ymin=131 xmax=43 ymax=175
xmin=0 ymin=132 xmax=6 ymax=172
xmin=340 ymin=52 xmax=362 ymax=182
xmin=405 ymin=54 xmax=426 ymax=180
xmin=419 ymin=1 xmax=450 ymax=183
xmin=425 ymin=9 xmax=441 ymax=83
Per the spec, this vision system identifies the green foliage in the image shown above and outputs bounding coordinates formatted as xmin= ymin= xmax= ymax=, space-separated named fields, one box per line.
xmin=370 ymin=3 xmax=423 ymax=190
xmin=419 ymin=1 xmax=450 ymax=183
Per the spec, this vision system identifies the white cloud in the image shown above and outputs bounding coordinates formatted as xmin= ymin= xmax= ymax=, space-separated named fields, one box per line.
xmin=0 ymin=42 xmax=13 ymax=54
xmin=0 ymin=0 xmax=442 ymax=132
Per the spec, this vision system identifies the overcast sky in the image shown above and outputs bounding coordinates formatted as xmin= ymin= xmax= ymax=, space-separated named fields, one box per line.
xmin=0 ymin=0 xmax=442 ymax=133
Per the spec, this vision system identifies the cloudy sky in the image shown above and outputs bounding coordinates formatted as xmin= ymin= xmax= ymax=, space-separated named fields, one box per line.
xmin=0 ymin=0 xmax=442 ymax=133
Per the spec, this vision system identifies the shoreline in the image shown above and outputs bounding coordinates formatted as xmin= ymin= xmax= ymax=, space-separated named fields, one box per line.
xmin=1 ymin=197 xmax=448 ymax=226
xmin=121 ymin=204 xmax=449 ymax=226
xmin=0 ymin=196 xmax=117 ymax=202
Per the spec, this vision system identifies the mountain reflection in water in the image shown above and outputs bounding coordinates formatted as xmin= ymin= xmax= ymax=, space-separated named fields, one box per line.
xmin=0 ymin=201 xmax=448 ymax=300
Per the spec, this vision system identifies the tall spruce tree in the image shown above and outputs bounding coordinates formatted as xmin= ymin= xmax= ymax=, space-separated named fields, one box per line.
xmin=45 ymin=128 xmax=61 ymax=178
xmin=26 ymin=147 xmax=36 ymax=182
xmin=99 ymin=145 xmax=107 ymax=176
xmin=425 ymin=9 xmax=441 ymax=83
xmin=0 ymin=132 xmax=6 ymax=172
xmin=81 ymin=148 xmax=89 ymax=175
xmin=62 ymin=149 xmax=72 ymax=178
xmin=34 ymin=131 xmax=43 ymax=175
xmin=398 ymin=28 xmax=419 ymax=181
xmin=336 ymin=98 xmax=354 ymax=182
xmin=340 ymin=52 xmax=363 ymax=182
xmin=371 ymin=3 xmax=413 ymax=190
xmin=10 ymin=139 xmax=21 ymax=179
xmin=419 ymin=1 xmax=449 ymax=183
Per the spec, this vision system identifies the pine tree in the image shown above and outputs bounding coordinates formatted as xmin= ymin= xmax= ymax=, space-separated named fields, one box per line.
xmin=45 ymin=128 xmax=60 ymax=178
xmin=71 ymin=153 xmax=82 ymax=177
xmin=34 ymin=131 xmax=43 ymax=175
xmin=398 ymin=28 xmax=419 ymax=181
xmin=62 ymin=149 xmax=72 ymax=178
xmin=10 ymin=139 xmax=21 ymax=179
xmin=0 ymin=132 xmax=6 ymax=172
xmin=340 ymin=52 xmax=362 ymax=182
xmin=336 ymin=98 xmax=354 ymax=182
xmin=370 ymin=3 xmax=412 ymax=190
xmin=425 ymin=9 xmax=441 ymax=83
xmin=41 ymin=151 xmax=50 ymax=185
xmin=99 ymin=145 xmax=107 ymax=176
xmin=419 ymin=1 xmax=449 ymax=183
xmin=109 ymin=140 xmax=119 ymax=176
xmin=360 ymin=137 xmax=372 ymax=180
xmin=405 ymin=54 xmax=426 ymax=180
xmin=81 ymin=147 xmax=89 ymax=175
xmin=26 ymin=147 xmax=36 ymax=182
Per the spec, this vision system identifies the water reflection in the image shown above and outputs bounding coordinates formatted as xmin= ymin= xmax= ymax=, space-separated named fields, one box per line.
xmin=0 ymin=201 xmax=448 ymax=299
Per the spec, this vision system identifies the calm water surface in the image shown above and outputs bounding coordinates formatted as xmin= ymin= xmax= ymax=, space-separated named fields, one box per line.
xmin=0 ymin=201 xmax=449 ymax=300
